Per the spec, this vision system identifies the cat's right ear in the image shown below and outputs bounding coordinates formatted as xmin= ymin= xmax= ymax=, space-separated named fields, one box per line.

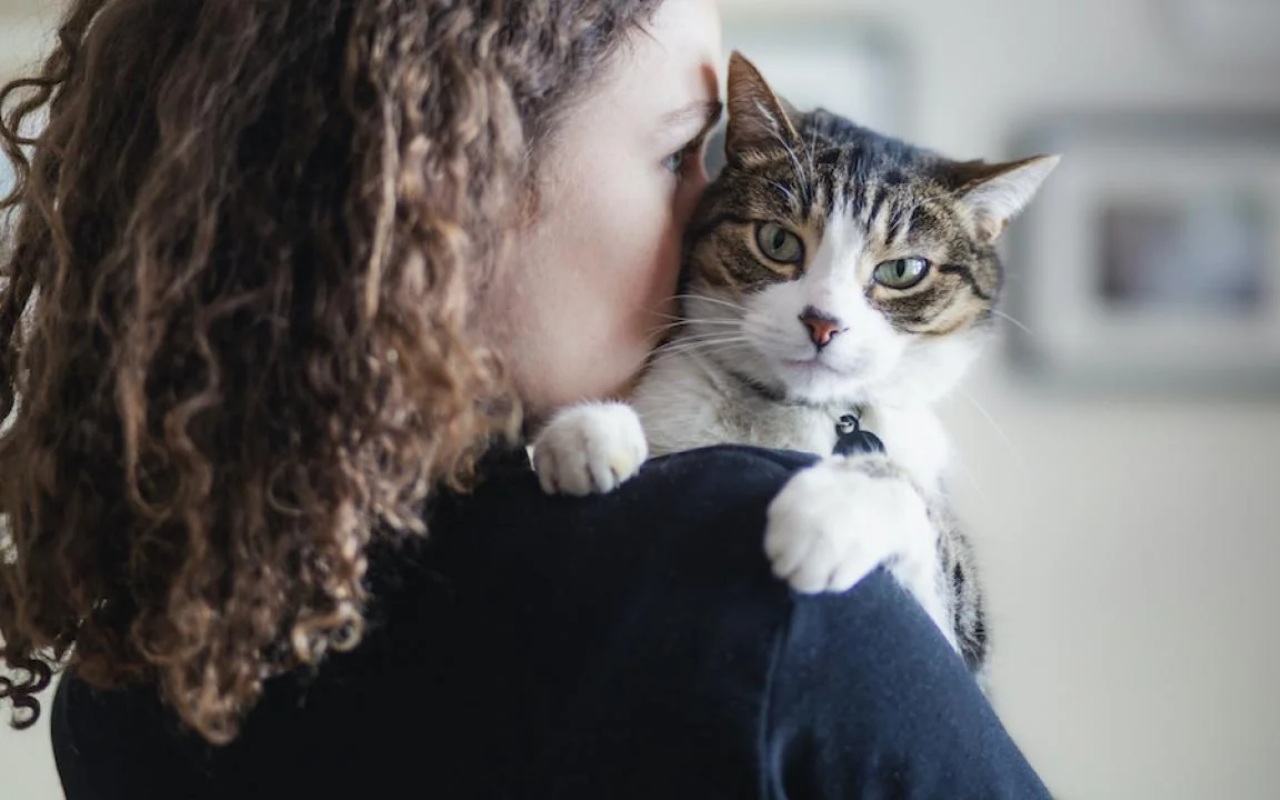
xmin=951 ymin=155 xmax=1061 ymax=244
xmin=725 ymin=51 xmax=800 ymax=164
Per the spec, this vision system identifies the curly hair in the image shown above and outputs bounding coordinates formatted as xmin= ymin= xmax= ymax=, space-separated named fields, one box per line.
xmin=0 ymin=0 xmax=659 ymax=744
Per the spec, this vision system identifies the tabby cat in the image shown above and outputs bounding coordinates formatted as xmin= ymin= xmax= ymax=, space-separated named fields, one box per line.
xmin=531 ymin=52 xmax=1058 ymax=675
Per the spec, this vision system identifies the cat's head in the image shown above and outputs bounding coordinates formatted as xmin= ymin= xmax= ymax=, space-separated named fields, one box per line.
xmin=679 ymin=52 xmax=1058 ymax=409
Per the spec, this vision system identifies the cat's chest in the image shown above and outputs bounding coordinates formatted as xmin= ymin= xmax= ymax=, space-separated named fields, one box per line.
xmin=733 ymin=404 xmax=949 ymax=495
xmin=860 ymin=406 xmax=949 ymax=495
xmin=633 ymin=357 xmax=949 ymax=495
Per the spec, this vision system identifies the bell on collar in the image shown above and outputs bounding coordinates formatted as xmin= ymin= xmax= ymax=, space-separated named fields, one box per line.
xmin=833 ymin=413 xmax=885 ymax=457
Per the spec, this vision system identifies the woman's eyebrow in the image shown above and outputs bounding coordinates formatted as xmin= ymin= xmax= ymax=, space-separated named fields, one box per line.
xmin=661 ymin=99 xmax=724 ymax=133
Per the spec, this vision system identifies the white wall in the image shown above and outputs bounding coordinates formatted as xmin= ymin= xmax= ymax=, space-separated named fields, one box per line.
xmin=719 ymin=0 xmax=1280 ymax=798
xmin=4 ymin=1 xmax=1280 ymax=798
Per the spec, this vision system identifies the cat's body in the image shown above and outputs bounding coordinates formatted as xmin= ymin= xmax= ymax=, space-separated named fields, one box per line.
xmin=532 ymin=53 xmax=1057 ymax=678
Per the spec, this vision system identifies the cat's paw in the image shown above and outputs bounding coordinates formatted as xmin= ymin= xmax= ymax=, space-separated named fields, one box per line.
xmin=764 ymin=455 xmax=936 ymax=595
xmin=532 ymin=402 xmax=648 ymax=496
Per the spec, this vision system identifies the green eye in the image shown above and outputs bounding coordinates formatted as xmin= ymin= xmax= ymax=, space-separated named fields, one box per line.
xmin=873 ymin=257 xmax=930 ymax=289
xmin=755 ymin=222 xmax=804 ymax=264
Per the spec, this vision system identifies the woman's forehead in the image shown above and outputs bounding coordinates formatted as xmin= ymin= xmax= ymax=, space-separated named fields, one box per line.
xmin=583 ymin=0 xmax=723 ymax=132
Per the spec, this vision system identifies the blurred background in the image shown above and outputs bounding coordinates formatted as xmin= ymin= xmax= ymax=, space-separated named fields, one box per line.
xmin=3 ymin=0 xmax=1280 ymax=797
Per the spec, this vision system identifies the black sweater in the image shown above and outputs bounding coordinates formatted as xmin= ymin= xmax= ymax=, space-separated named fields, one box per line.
xmin=52 ymin=445 xmax=1051 ymax=798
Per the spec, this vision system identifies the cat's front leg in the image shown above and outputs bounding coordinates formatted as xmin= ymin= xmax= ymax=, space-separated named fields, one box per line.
xmin=531 ymin=402 xmax=648 ymax=496
xmin=765 ymin=454 xmax=955 ymax=648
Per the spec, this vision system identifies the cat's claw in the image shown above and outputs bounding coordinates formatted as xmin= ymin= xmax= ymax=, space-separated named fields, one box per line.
xmin=764 ymin=455 xmax=938 ymax=596
xmin=532 ymin=403 xmax=648 ymax=496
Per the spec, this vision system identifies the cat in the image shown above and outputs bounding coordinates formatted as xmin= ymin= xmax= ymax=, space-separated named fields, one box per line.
xmin=530 ymin=51 xmax=1058 ymax=676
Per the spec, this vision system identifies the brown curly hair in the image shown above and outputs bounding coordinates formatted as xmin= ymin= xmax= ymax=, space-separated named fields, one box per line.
xmin=0 ymin=0 xmax=659 ymax=744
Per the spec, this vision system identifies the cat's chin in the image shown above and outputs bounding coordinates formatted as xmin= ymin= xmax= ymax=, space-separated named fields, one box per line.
xmin=782 ymin=362 xmax=969 ymax=412
xmin=778 ymin=356 xmax=845 ymax=378
xmin=772 ymin=363 xmax=877 ymax=408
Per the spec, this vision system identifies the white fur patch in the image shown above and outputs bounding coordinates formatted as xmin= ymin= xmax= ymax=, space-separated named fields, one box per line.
xmin=861 ymin=406 xmax=951 ymax=498
xmin=531 ymin=402 xmax=648 ymax=496
xmin=764 ymin=456 xmax=955 ymax=646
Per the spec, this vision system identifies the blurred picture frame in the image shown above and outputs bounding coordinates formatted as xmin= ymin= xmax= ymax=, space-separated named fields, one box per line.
xmin=705 ymin=13 xmax=909 ymax=177
xmin=1005 ymin=112 xmax=1280 ymax=394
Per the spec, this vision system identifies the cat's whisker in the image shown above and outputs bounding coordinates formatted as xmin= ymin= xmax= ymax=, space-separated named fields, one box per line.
xmin=669 ymin=315 xmax=747 ymax=333
xmin=686 ymin=314 xmax=744 ymax=325
xmin=646 ymin=315 xmax=688 ymax=328
xmin=646 ymin=317 xmax=740 ymax=337
xmin=989 ymin=309 xmax=1036 ymax=339
xmin=652 ymin=345 xmax=731 ymax=361
xmin=671 ymin=293 xmax=751 ymax=314
xmin=652 ymin=337 xmax=754 ymax=359
xmin=648 ymin=308 xmax=739 ymax=326
xmin=950 ymin=454 xmax=987 ymax=502
xmin=957 ymin=386 xmax=1023 ymax=467
xmin=805 ymin=119 xmax=819 ymax=188
xmin=768 ymin=126 xmax=808 ymax=200
xmin=659 ymin=333 xmax=750 ymax=349
xmin=766 ymin=179 xmax=799 ymax=211
xmin=679 ymin=325 xmax=746 ymax=337
xmin=655 ymin=333 xmax=753 ymax=350
xmin=645 ymin=322 xmax=690 ymax=339
xmin=655 ymin=328 xmax=751 ymax=342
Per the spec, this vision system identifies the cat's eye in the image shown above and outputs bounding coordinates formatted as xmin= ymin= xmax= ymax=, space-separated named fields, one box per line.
xmin=873 ymin=257 xmax=930 ymax=289
xmin=755 ymin=222 xmax=804 ymax=264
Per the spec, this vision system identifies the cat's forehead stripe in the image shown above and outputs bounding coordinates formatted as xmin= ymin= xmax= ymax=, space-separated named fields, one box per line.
xmin=863 ymin=183 xmax=889 ymax=234
xmin=892 ymin=201 xmax=917 ymax=248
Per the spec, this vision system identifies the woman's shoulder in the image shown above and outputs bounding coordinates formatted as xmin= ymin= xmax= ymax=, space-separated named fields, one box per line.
xmin=421 ymin=444 xmax=819 ymax=579
xmin=51 ymin=446 xmax=823 ymax=798
xmin=441 ymin=443 xmax=819 ymax=529
xmin=372 ymin=445 xmax=824 ymax=795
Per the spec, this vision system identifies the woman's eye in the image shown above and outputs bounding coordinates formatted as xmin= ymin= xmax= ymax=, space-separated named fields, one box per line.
xmin=663 ymin=149 xmax=688 ymax=173
xmin=663 ymin=138 xmax=701 ymax=176
xmin=755 ymin=221 xmax=804 ymax=264
xmin=872 ymin=257 xmax=931 ymax=289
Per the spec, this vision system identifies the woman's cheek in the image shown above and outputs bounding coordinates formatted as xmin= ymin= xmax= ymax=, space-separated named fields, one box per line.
xmin=642 ymin=200 xmax=685 ymax=312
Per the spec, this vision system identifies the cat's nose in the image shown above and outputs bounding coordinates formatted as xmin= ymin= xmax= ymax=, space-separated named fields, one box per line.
xmin=799 ymin=307 xmax=846 ymax=349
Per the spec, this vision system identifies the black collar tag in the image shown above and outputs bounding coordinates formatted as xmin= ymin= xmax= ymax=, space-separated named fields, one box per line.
xmin=833 ymin=413 xmax=885 ymax=457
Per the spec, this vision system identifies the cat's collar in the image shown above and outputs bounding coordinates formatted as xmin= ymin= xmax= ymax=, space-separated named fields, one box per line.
xmin=833 ymin=411 xmax=886 ymax=457
xmin=722 ymin=367 xmax=793 ymax=405
xmin=724 ymin=367 xmax=846 ymax=413
xmin=722 ymin=367 xmax=886 ymax=456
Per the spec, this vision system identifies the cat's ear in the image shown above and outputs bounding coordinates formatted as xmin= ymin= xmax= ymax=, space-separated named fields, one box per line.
xmin=951 ymin=155 xmax=1060 ymax=244
xmin=724 ymin=51 xmax=800 ymax=163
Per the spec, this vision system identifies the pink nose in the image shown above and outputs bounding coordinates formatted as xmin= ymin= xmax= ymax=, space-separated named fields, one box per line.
xmin=800 ymin=308 xmax=845 ymax=348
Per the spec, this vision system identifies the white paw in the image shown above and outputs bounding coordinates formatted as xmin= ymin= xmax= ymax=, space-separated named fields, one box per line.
xmin=531 ymin=402 xmax=648 ymax=496
xmin=764 ymin=456 xmax=937 ymax=596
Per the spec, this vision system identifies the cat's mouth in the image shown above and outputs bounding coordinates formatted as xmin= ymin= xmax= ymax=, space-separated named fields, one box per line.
xmin=778 ymin=356 xmax=845 ymax=376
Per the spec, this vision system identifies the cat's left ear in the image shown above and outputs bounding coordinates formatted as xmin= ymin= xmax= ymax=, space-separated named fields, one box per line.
xmin=951 ymin=155 xmax=1061 ymax=244
xmin=724 ymin=51 xmax=801 ymax=164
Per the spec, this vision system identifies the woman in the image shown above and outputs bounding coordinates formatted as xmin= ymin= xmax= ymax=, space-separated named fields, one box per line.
xmin=0 ymin=0 xmax=1052 ymax=796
